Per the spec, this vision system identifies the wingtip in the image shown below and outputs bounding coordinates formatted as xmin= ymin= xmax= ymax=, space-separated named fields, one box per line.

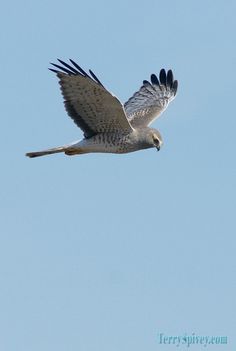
xmin=167 ymin=70 xmax=174 ymax=87
xmin=159 ymin=69 xmax=167 ymax=85
xmin=25 ymin=152 xmax=36 ymax=158
xmin=69 ymin=59 xmax=89 ymax=77
xmin=48 ymin=68 xmax=59 ymax=73
xmin=150 ymin=74 xmax=159 ymax=85
xmin=173 ymin=80 xmax=178 ymax=95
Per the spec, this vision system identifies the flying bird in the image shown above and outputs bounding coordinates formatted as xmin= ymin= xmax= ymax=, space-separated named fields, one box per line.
xmin=26 ymin=59 xmax=178 ymax=158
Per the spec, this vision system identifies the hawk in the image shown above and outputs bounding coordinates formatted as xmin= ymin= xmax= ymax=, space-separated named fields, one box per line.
xmin=26 ymin=59 xmax=178 ymax=158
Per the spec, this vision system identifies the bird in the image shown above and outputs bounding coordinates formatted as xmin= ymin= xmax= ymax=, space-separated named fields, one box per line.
xmin=26 ymin=59 xmax=178 ymax=158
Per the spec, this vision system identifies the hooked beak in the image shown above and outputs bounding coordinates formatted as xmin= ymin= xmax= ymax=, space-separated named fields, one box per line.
xmin=156 ymin=145 xmax=161 ymax=151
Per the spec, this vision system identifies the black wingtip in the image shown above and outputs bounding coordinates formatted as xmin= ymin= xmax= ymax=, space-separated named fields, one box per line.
xmin=173 ymin=80 xmax=178 ymax=95
xmin=48 ymin=68 xmax=59 ymax=73
xmin=89 ymin=69 xmax=104 ymax=87
xmin=57 ymin=59 xmax=78 ymax=74
xmin=151 ymin=74 xmax=159 ymax=86
xmin=69 ymin=59 xmax=89 ymax=77
xmin=167 ymin=70 xmax=173 ymax=88
xmin=159 ymin=69 xmax=167 ymax=85
xmin=50 ymin=62 xmax=75 ymax=75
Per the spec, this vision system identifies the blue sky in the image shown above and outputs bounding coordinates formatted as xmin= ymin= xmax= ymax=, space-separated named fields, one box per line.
xmin=1 ymin=0 xmax=235 ymax=350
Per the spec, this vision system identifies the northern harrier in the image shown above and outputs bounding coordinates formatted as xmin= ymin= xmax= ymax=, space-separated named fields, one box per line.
xmin=26 ymin=59 xmax=178 ymax=158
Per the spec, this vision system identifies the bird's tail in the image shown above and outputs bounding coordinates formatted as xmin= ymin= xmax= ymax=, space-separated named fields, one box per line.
xmin=26 ymin=145 xmax=74 ymax=158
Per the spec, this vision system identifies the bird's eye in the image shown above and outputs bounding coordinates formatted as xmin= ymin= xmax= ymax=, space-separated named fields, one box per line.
xmin=153 ymin=137 xmax=159 ymax=145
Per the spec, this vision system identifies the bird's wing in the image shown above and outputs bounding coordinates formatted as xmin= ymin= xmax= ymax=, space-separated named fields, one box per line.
xmin=50 ymin=59 xmax=133 ymax=138
xmin=124 ymin=69 xmax=178 ymax=128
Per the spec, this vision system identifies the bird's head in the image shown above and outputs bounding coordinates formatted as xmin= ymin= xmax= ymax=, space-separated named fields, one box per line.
xmin=150 ymin=129 xmax=163 ymax=151
xmin=134 ymin=127 xmax=163 ymax=152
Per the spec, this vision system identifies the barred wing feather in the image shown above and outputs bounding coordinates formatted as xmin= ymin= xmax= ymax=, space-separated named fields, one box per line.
xmin=50 ymin=59 xmax=133 ymax=138
xmin=124 ymin=69 xmax=178 ymax=128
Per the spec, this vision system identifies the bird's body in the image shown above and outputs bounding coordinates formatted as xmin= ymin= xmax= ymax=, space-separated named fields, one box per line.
xmin=26 ymin=59 xmax=178 ymax=158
